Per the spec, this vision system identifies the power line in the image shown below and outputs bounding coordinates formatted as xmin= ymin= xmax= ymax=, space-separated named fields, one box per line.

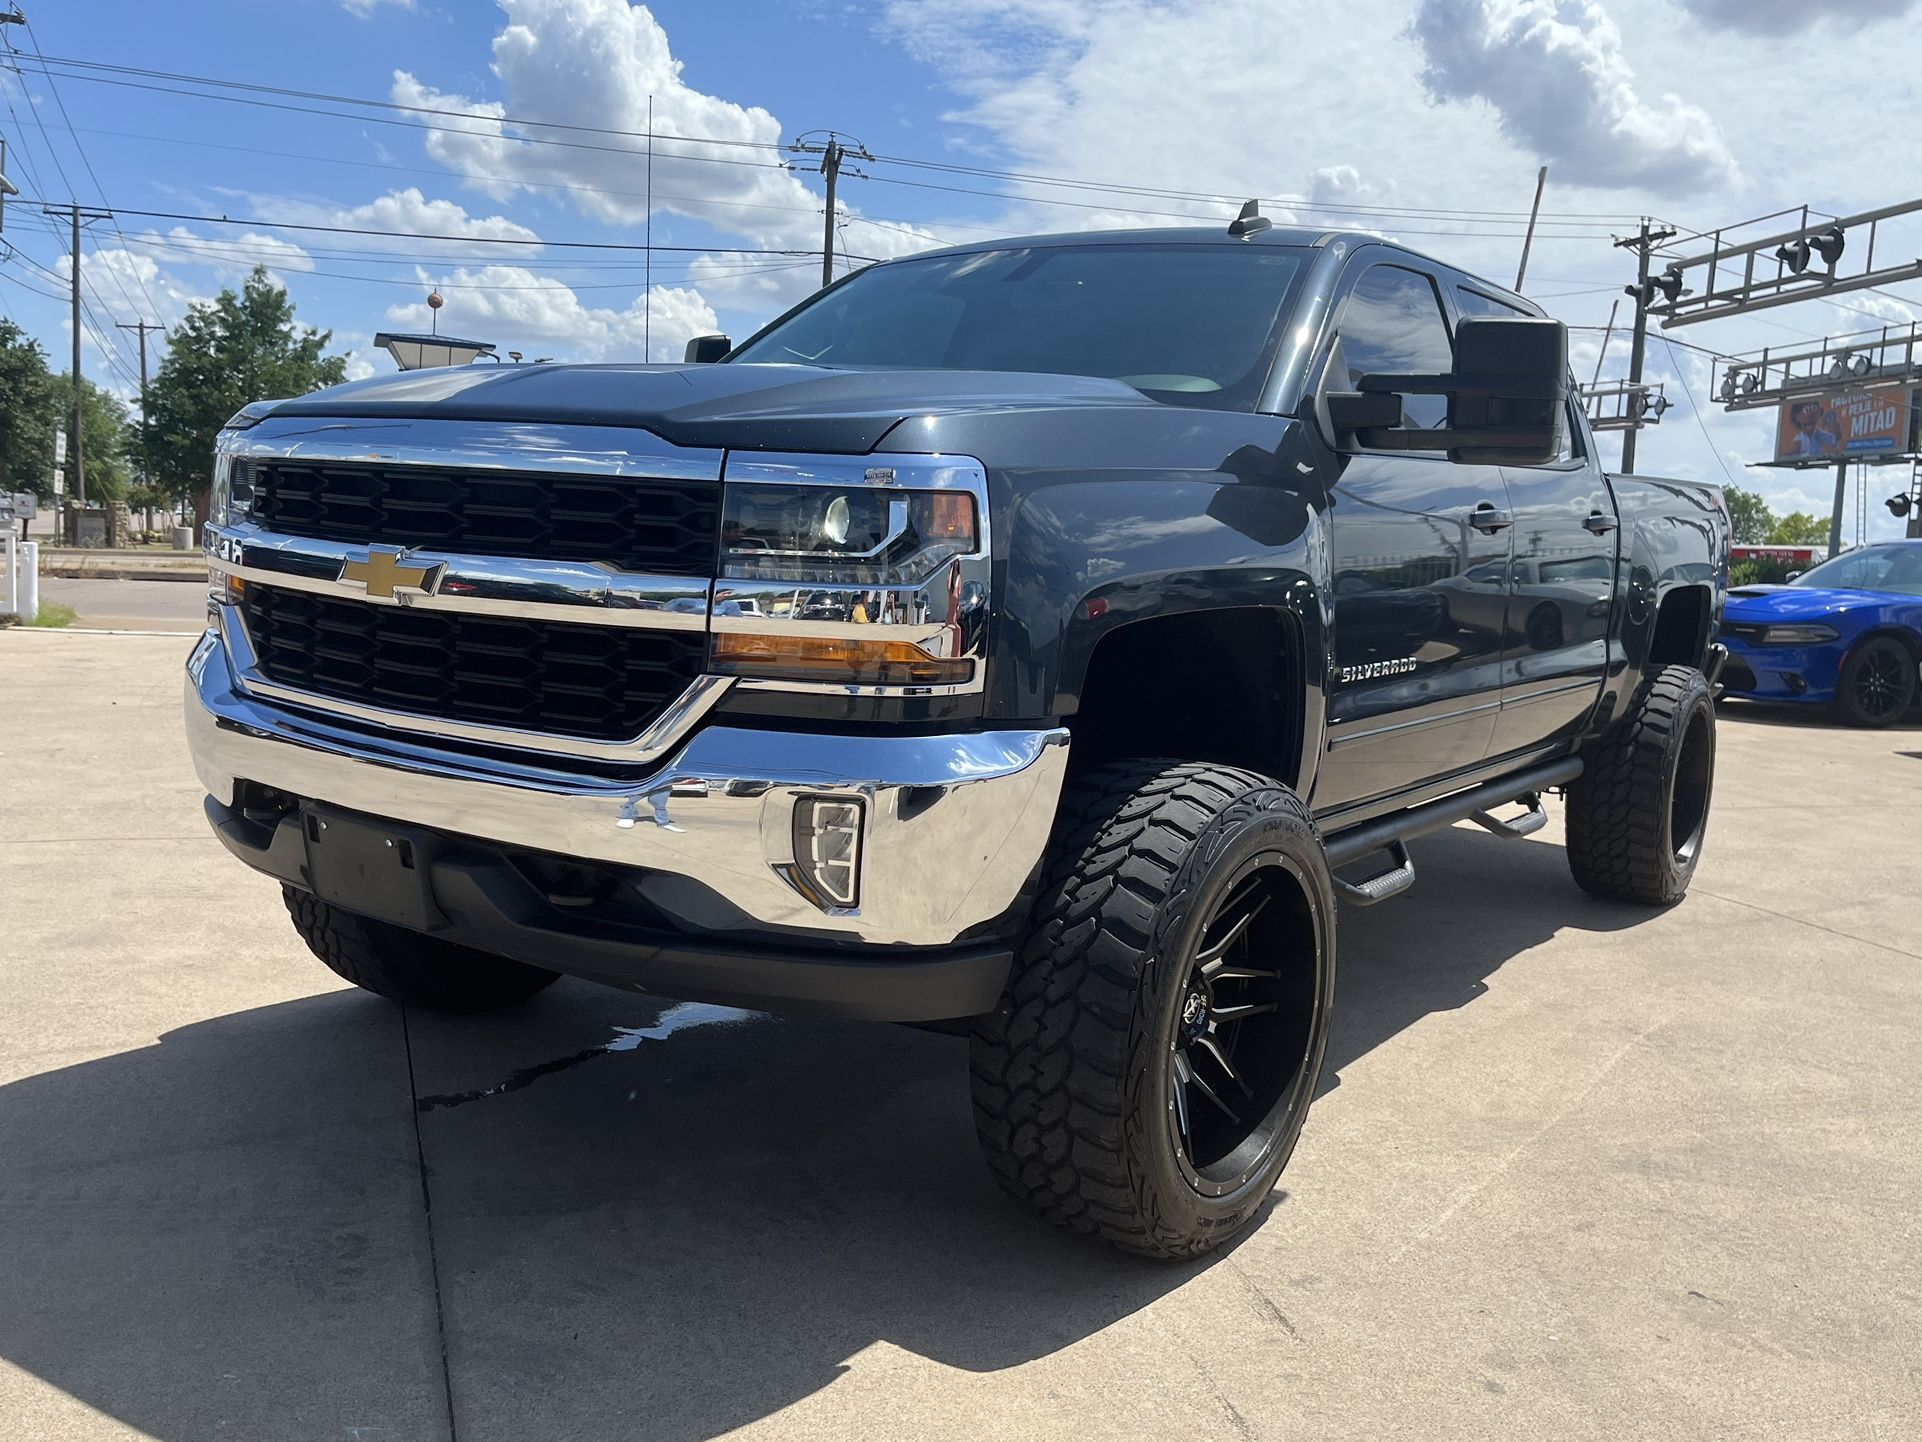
xmin=850 ymin=169 xmax=1622 ymax=237
xmin=0 ymin=264 xmax=67 ymax=302
xmin=1654 ymin=335 xmax=1745 ymax=490
xmin=2 ymin=59 xmax=789 ymax=174
xmin=17 ymin=20 xmax=163 ymax=332
xmin=19 ymin=53 xmax=788 ymax=152
xmin=12 ymin=51 xmax=1659 ymax=238
xmin=4 ymin=198 xmax=881 ymax=260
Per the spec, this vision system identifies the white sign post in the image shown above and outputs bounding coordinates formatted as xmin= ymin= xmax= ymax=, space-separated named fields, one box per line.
xmin=3 ymin=535 xmax=37 ymax=623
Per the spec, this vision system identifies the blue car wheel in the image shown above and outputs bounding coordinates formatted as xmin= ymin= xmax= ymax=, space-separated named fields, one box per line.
xmin=1835 ymin=636 xmax=1917 ymax=727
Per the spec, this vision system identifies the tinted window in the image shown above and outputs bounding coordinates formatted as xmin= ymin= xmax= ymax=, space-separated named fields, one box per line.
xmin=1454 ymin=286 xmax=1529 ymax=319
xmin=730 ymin=244 xmax=1304 ymax=411
xmin=1337 ymin=265 xmax=1454 ymax=429
xmin=1792 ymin=543 xmax=1922 ymax=596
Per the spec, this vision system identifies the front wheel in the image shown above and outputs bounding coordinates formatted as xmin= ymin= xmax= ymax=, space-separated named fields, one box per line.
xmin=1834 ymin=635 xmax=1917 ymax=728
xmin=971 ymin=761 xmax=1336 ymax=1259
xmin=283 ymin=887 xmax=560 ymax=1011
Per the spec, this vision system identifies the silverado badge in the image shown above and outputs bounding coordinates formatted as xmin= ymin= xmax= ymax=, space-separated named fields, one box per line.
xmin=1335 ymin=657 xmax=1419 ymax=684
xmin=338 ymin=545 xmax=443 ymax=601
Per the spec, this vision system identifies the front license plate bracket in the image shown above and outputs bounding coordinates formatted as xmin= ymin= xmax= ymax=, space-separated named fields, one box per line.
xmin=301 ymin=805 xmax=448 ymax=933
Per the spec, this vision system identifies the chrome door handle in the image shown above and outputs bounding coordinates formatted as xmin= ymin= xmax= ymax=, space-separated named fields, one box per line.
xmin=1582 ymin=510 xmax=1619 ymax=534
xmin=1469 ymin=504 xmax=1513 ymax=534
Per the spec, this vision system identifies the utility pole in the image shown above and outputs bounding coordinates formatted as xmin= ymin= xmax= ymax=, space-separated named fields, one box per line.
xmin=42 ymin=201 xmax=113 ymax=542
xmin=1614 ymin=218 xmax=1678 ymax=473
xmin=1515 ymin=165 xmax=1548 ymax=292
xmin=118 ymin=319 xmax=162 ymax=524
xmin=1827 ymin=457 xmax=1849 ymax=559
xmin=787 ymin=131 xmax=873 ymax=289
xmin=820 ymin=137 xmax=843 ymax=290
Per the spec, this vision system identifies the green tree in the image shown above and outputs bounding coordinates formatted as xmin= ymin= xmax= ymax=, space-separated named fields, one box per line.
xmin=1768 ymin=511 xmax=1831 ymax=545
xmin=1723 ymin=484 xmax=1776 ymax=545
xmin=0 ymin=320 xmax=60 ymax=501
xmin=143 ymin=267 xmax=347 ymax=510
xmin=53 ymin=373 xmax=136 ymax=504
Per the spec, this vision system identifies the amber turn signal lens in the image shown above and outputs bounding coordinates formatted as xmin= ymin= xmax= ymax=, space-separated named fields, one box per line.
xmin=712 ymin=632 xmax=972 ymax=687
xmin=225 ymin=574 xmax=247 ymax=598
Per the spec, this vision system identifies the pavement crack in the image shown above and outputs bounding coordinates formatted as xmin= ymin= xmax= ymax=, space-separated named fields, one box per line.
xmin=1689 ymin=888 xmax=1922 ymax=962
xmin=401 ymin=1004 xmax=462 ymax=1442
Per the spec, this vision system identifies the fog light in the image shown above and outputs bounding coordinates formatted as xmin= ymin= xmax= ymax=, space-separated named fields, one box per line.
xmin=793 ymin=796 xmax=863 ymax=909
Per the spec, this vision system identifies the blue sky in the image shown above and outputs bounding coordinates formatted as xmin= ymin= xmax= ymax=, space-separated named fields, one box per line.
xmin=2 ymin=0 xmax=1920 ymax=537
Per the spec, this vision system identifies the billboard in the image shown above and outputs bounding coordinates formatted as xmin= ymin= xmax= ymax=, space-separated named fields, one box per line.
xmin=1774 ymin=384 xmax=1915 ymax=463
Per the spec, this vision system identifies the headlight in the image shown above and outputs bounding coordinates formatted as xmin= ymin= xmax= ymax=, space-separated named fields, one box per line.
xmin=709 ymin=459 xmax=990 ymax=694
xmin=1758 ymin=623 xmax=1839 ymax=645
xmin=721 ymin=483 xmax=977 ymax=585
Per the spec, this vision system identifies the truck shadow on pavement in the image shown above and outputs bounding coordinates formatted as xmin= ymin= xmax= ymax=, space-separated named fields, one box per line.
xmin=1 ymin=827 xmax=1650 ymax=1441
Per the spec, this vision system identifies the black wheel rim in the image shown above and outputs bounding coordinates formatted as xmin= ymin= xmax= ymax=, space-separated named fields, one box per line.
xmin=1670 ymin=703 xmax=1713 ymax=865
xmin=1854 ymin=645 xmax=1906 ymax=720
xmin=1167 ymin=854 xmax=1323 ymax=1197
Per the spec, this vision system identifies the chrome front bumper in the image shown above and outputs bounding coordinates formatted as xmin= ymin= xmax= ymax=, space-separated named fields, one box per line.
xmin=186 ymin=628 xmax=1068 ymax=948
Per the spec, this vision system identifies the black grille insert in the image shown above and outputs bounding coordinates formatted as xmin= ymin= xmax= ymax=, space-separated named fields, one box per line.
xmin=243 ymin=585 xmax=705 ymax=743
xmin=240 ymin=460 xmax=719 ymax=575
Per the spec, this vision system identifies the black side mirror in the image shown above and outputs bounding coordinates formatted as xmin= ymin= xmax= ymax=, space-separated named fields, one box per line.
xmin=1338 ymin=317 xmax=1568 ymax=466
xmin=684 ymin=334 xmax=731 ymax=364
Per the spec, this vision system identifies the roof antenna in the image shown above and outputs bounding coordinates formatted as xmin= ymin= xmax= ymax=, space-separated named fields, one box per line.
xmin=1228 ymin=200 xmax=1271 ymax=239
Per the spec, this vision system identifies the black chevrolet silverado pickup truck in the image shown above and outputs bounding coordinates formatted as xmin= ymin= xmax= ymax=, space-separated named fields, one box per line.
xmin=187 ymin=215 xmax=1730 ymax=1257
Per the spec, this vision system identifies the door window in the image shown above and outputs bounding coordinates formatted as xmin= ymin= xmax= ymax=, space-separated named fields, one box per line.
xmin=1336 ymin=265 xmax=1454 ymax=430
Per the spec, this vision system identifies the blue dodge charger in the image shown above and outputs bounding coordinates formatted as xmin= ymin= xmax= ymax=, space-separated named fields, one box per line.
xmin=1719 ymin=540 xmax=1922 ymax=726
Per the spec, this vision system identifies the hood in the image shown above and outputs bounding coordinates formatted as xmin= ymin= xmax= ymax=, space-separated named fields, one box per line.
xmin=263 ymin=362 xmax=1162 ymax=453
xmin=1725 ymin=584 xmax=1893 ymax=620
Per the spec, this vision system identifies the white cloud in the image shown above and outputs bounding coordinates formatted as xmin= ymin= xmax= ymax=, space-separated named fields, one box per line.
xmin=223 ymin=187 xmax=544 ymax=261
xmin=383 ymin=267 xmax=718 ymax=364
xmin=131 ymin=227 xmax=317 ymax=278
xmin=1408 ymin=0 xmax=1737 ymax=192
xmin=342 ymin=0 xmax=416 ymax=16
xmin=390 ymin=0 xmax=941 ymax=312
xmin=329 ymin=188 xmax=543 ymax=256
xmin=57 ymin=248 xmax=208 ymax=331
xmin=1677 ymin=0 xmax=1918 ymax=36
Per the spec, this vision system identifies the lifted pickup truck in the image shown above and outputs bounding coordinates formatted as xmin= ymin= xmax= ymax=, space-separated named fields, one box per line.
xmin=187 ymin=214 xmax=1729 ymax=1258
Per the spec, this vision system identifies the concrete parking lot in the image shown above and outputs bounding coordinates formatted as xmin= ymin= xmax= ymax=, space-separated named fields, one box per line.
xmin=2 ymin=631 xmax=1918 ymax=1441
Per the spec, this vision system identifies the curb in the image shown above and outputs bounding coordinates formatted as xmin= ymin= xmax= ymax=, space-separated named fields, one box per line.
xmin=40 ymin=567 xmax=205 ymax=583
xmin=1 ymin=624 xmax=200 ymax=637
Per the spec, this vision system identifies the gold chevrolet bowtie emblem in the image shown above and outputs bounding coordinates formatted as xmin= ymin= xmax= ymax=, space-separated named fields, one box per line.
xmin=338 ymin=546 xmax=440 ymax=600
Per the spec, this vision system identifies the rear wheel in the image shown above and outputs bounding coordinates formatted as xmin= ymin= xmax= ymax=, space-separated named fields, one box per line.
xmin=1834 ymin=635 xmax=1917 ymax=727
xmin=970 ymin=761 xmax=1336 ymax=1258
xmin=1565 ymin=665 xmax=1715 ymax=906
xmin=283 ymin=887 xmax=560 ymax=1011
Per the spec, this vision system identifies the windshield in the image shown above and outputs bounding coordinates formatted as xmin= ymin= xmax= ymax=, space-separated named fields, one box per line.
xmin=730 ymin=243 xmax=1306 ymax=410
xmin=1790 ymin=543 xmax=1922 ymax=596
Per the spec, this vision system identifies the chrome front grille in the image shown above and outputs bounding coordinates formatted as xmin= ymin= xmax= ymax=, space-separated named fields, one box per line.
xmin=237 ymin=458 xmax=720 ymax=575
xmin=242 ymin=584 xmax=706 ymax=744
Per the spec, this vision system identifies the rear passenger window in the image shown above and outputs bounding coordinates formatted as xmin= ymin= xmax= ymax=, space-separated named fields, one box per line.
xmin=1337 ymin=265 xmax=1454 ymax=430
xmin=1454 ymin=286 xmax=1529 ymax=320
